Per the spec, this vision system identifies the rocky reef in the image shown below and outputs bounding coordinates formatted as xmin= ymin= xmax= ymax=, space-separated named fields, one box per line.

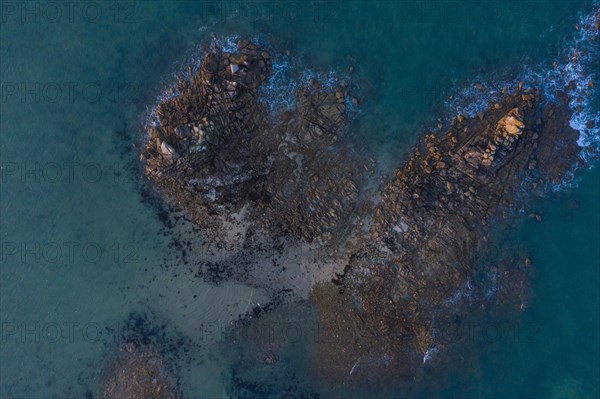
xmin=100 ymin=343 xmax=179 ymax=399
xmin=140 ymin=9 xmax=599 ymax=394
xmin=143 ymin=38 xmax=372 ymax=250
xmin=95 ymin=311 xmax=200 ymax=399
xmin=310 ymin=86 xmax=582 ymax=384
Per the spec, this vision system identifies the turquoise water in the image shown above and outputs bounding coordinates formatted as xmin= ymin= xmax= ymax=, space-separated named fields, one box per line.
xmin=0 ymin=1 xmax=598 ymax=398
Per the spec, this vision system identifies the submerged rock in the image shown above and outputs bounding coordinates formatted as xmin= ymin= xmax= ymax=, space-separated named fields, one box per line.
xmin=100 ymin=343 xmax=179 ymax=399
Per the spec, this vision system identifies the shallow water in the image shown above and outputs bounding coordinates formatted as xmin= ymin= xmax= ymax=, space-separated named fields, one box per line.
xmin=0 ymin=1 xmax=598 ymax=398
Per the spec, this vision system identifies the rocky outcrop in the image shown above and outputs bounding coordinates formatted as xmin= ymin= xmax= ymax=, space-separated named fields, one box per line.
xmin=143 ymin=39 xmax=371 ymax=248
xmin=100 ymin=343 xmax=179 ymax=399
xmin=311 ymin=86 xmax=582 ymax=382
xmin=142 ymin=20 xmax=596 ymax=393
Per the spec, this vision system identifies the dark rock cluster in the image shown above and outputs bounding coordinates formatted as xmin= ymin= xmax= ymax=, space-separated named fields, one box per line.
xmin=143 ymin=38 xmax=371 ymax=248
xmin=137 ymin=17 xmax=596 ymax=393
xmin=311 ymin=86 xmax=582 ymax=383
xmin=96 ymin=311 xmax=199 ymax=399
xmin=100 ymin=343 xmax=179 ymax=399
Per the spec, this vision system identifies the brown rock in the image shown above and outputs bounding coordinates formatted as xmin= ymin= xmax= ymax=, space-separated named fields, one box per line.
xmin=100 ymin=343 xmax=178 ymax=399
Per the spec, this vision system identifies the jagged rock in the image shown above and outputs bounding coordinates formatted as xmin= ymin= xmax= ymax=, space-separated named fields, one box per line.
xmin=141 ymin=19 xmax=595 ymax=392
xmin=312 ymin=85 xmax=583 ymax=383
xmin=143 ymin=38 xmax=371 ymax=246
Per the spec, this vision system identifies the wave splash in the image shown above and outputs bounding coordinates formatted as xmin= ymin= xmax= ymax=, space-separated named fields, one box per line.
xmin=446 ymin=4 xmax=599 ymax=186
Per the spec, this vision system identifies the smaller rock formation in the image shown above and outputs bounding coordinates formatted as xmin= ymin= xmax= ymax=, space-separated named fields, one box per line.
xmin=100 ymin=343 xmax=179 ymax=399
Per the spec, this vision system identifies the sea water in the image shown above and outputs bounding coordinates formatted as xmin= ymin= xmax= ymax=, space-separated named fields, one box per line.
xmin=0 ymin=1 xmax=598 ymax=398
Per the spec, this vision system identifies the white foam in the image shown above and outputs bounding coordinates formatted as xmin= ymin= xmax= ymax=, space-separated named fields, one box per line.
xmin=423 ymin=346 xmax=438 ymax=364
xmin=442 ymin=5 xmax=599 ymax=193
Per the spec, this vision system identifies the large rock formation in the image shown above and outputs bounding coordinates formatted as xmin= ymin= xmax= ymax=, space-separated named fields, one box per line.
xmin=141 ymin=9 xmax=598 ymax=393
xmin=310 ymin=87 xmax=582 ymax=383
xmin=215 ymin=83 xmax=585 ymax=396
xmin=143 ymin=39 xmax=371 ymax=249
